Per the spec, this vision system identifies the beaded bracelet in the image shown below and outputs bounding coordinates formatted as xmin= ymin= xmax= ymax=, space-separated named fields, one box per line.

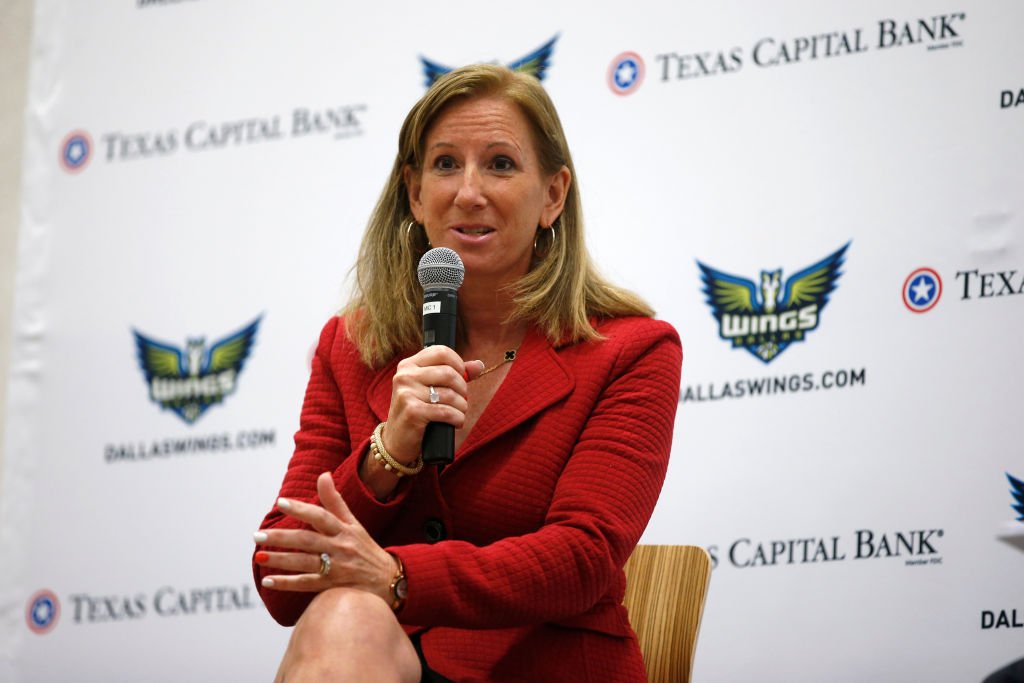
xmin=370 ymin=422 xmax=424 ymax=477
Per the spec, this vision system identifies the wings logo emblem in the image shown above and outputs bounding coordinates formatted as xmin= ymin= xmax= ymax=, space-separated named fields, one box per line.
xmin=419 ymin=35 xmax=559 ymax=88
xmin=133 ymin=316 xmax=261 ymax=424
xmin=1009 ymin=473 xmax=1024 ymax=523
xmin=698 ymin=244 xmax=849 ymax=363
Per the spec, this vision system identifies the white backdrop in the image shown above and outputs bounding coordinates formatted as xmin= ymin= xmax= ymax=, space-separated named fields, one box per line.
xmin=2 ymin=1 xmax=1023 ymax=681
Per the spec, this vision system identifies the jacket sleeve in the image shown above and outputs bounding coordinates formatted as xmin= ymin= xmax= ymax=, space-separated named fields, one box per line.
xmin=395 ymin=320 xmax=682 ymax=629
xmin=253 ymin=316 xmax=413 ymax=626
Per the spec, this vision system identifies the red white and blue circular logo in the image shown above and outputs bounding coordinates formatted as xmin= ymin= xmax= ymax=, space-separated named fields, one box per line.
xmin=608 ymin=52 xmax=645 ymax=96
xmin=26 ymin=589 xmax=60 ymax=634
xmin=59 ymin=130 xmax=92 ymax=173
xmin=903 ymin=267 xmax=942 ymax=313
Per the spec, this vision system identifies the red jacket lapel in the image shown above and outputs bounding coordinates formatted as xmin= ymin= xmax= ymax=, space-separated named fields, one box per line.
xmin=364 ymin=329 xmax=574 ymax=459
xmin=458 ymin=328 xmax=574 ymax=458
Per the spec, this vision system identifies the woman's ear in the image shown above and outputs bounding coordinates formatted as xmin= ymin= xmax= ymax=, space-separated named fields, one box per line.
xmin=541 ymin=165 xmax=571 ymax=227
xmin=403 ymin=165 xmax=422 ymax=222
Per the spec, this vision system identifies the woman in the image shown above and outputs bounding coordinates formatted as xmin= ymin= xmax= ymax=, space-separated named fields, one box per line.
xmin=253 ymin=63 xmax=682 ymax=682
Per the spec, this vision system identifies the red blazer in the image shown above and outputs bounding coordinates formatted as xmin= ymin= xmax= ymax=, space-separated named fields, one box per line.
xmin=256 ymin=315 xmax=682 ymax=682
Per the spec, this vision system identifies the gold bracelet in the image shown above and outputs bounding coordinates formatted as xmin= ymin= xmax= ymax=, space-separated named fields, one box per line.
xmin=370 ymin=422 xmax=424 ymax=477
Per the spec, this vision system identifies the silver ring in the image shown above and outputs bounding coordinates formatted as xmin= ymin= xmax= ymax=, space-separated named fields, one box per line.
xmin=428 ymin=386 xmax=440 ymax=404
xmin=318 ymin=552 xmax=331 ymax=577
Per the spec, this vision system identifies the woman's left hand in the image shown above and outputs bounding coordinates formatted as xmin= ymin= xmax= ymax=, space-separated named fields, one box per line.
xmin=254 ymin=472 xmax=396 ymax=603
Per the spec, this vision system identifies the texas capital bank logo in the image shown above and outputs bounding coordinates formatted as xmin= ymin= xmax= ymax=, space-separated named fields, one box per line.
xmin=26 ymin=589 xmax=60 ymax=634
xmin=608 ymin=52 xmax=646 ymax=95
xmin=698 ymin=243 xmax=849 ymax=363
xmin=132 ymin=316 xmax=261 ymax=424
xmin=903 ymin=267 xmax=942 ymax=313
xmin=418 ymin=35 xmax=559 ymax=88
xmin=59 ymin=130 xmax=93 ymax=173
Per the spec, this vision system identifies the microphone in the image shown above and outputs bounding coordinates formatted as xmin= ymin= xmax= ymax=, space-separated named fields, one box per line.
xmin=417 ymin=247 xmax=465 ymax=465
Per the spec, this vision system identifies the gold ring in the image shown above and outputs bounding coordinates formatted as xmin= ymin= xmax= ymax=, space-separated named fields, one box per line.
xmin=318 ymin=552 xmax=331 ymax=577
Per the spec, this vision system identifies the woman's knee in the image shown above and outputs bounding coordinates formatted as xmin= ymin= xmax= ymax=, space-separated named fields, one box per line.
xmin=304 ymin=587 xmax=390 ymax=623
xmin=292 ymin=587 xmax=392 ymax=647
xmin=284 ymin=588 xmax=420 ymax=681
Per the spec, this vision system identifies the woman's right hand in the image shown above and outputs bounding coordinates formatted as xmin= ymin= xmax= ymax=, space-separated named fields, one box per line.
xmin=359 ymin=347 xmax=484 ymax=495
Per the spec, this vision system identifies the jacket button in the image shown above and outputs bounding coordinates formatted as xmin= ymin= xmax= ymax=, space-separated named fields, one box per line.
xmin=424 ymin=518 xmax=447 ymax=543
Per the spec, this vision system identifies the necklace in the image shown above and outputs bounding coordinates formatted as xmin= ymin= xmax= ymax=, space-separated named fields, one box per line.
xmin=474 ymin=349 xmax=517 ymax=380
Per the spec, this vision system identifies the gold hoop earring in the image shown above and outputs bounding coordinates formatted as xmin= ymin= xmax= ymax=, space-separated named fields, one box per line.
xmin=404 ymin=219 xmax=418 ymax=240
xmin=405 ymin=219 xmax=431 ymax=249
xmin=533 ymin=223 xmax=558 ymax=258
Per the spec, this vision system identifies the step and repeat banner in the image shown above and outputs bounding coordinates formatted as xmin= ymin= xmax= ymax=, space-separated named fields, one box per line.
xmin=2 ymin=1 xmax=1022 ymax=681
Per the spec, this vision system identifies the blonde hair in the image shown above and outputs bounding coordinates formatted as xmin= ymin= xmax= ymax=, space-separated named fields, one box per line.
xmin=343 ymin=64 xmax=653 ymax=367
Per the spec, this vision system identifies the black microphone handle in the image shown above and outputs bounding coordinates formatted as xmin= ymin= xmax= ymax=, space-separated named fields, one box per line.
xmin=422 ymin=288 xmax=457 ymax=465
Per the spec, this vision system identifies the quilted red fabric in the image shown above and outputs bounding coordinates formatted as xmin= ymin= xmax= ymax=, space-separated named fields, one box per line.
xmin=255 ymin=314 xmax=682 ymax=682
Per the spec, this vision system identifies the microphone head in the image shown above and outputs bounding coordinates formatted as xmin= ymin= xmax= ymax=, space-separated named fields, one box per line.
xmin=417 ymin=247 xmax=465 ymax=291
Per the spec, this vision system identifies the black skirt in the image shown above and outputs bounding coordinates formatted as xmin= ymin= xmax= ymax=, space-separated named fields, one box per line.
xmin=411 ymin=632 xmax=454 ymax=683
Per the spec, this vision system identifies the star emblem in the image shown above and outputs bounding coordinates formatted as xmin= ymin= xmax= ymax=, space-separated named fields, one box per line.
xmin=910 ymin=276 xmax=934 ymax=303
xmin=60 ymin=131 xmax=92 ymax=173
xmin=26 ymin=590 xmax=60 ymax=633
xmin=68 ymin=141 xmax=85 ymax=162
xmin=33 ymin=599 xmax=54 ymax=624
xmin=608 ymin=51 xmax=645 ymax=96
xmin=902 ymin=268 xmax=942 ymax=313
xmin=615 ymin=60 xmax=637 ymax=88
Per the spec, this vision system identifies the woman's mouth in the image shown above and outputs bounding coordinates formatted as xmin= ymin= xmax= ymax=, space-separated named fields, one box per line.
xmin=455 ymin=226 xmax=494 ymax=236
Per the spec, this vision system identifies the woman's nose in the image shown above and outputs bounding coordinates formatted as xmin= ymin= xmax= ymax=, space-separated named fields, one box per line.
xmin=454 ymin=167 xmax=486 ymax=210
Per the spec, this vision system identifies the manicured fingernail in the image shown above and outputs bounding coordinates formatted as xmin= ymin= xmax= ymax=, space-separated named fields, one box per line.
xmin=462 ymin=369 xmax=469 ymax=381
xmin=261 ymin=577 xmax=275 ymax=588
xmin=254 ymin=551 xmax=270 ymax=563
xmin=277 ymin=498 xmax=292 ymax=510
xmin=253 ymin=531 xmax=268 ymax=543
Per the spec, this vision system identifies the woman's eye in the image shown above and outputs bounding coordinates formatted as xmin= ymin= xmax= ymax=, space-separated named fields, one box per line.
xmin=492 ymin=156 xmax=516 ymax=172
xmin=433 ymin=156 xmax=457 ymax=171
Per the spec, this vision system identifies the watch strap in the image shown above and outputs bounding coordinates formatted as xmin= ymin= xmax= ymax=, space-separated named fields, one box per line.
xmin=388 ymin=553 xmax=407 ymax=612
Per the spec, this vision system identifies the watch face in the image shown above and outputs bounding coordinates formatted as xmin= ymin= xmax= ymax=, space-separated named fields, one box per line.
xmin=395 ymin=577 xmax=408 ymax=601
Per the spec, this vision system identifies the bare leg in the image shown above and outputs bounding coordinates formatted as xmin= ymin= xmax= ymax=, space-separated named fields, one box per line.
xmin=274 ymin=587 xmax=421 ymax=683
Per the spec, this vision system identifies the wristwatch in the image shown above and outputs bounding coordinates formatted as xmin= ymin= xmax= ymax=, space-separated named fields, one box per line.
xmin=389 ymin=553 xmax=408 ymax=612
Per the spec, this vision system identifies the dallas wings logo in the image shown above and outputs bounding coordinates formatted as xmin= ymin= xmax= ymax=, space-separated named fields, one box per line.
xmin=419 ymin=34 xmax=559 ymax=87
xmin=132 ymin=317 xmax=261 ymax=424
xmin=1009 ymin=473 xmax=1024 ymax=524
xmin=698 ymin=243 xmax=849 ymax=363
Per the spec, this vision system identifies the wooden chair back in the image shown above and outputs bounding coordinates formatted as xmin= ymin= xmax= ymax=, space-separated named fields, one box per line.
xmin=623 ymin=544 xmax=712 ymax=683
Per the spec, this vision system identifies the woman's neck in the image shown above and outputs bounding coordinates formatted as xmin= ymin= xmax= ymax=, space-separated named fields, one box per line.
xmin=457 ymin=284 xmax=526 ymax=355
